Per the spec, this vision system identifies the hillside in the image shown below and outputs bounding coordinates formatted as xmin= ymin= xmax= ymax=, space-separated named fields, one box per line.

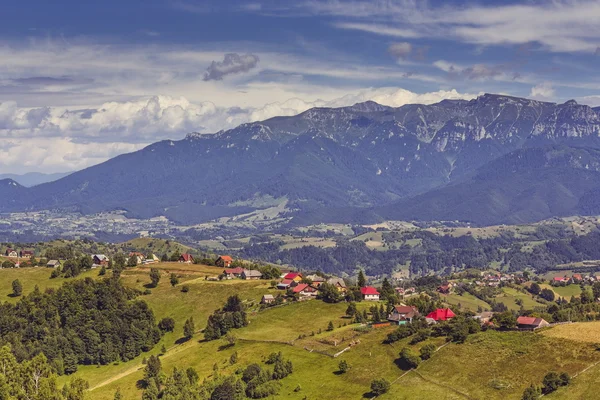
xmin=1 ymin=94 xmax=600 ymax=225
xmin=0 ymin=264 xmax=594 ymax=399
xmin=377 ymin=146 xmax=600 ymax=225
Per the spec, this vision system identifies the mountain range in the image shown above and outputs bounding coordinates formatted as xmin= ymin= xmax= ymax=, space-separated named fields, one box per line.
xmin=3 ymin=93 xmax=600 ymax=226
xmin=0 ymin=172 xmax=72 ymax=187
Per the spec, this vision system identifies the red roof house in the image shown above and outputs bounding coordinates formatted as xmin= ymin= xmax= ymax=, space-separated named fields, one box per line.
xmin=179 ymin=253 xmax=194 ymax=263
xmin=215 ymin=255 xmax=233 ymax=268
xmin=426 ymin=308 xmax=456 ymax=321
xmin=517 ymin=316 xmax=550 ymax=329
xmin=553 ymin=276 xmax=568 ymax=283
xmin=292 ymin=284 xmax=317 ymax=298
xmin=360 ymin=286 xmax=380 ymax=301
xmin=283 ymin=272 xmax=303 ymax=282
xmin=223 ymin=267 xmax=244 ymax=278
xmin=572 ymin=274 xmax=583 ymax=282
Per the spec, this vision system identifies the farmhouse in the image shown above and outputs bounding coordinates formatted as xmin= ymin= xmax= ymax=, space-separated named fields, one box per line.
xmin=571 ymin=274 xmax=583 ymax=283
xmin=261 ymin=294 xmax=275 ymax=304
xmin=327 ymin=277 xmax=347 ymax=292
xmin=215 ymin=255 xmax=233 ymax=268
xmin=292 ymin=283 xmax=317 ymax=299
xmin=473 ymin=311 xmax=494 ymax=325
xmin=277 ymin=279 xmax=296 ymax=290
xmin=241 ymin=269 xmax=262 ymax=280
xmin=553 ymin=276 xmax=569 ymax=284
xmin=223 ymin=267 xmax=244 ymax=279
xmin=20 ymin=250 xmax=34 ymax=259
xmin=305 ymin=274 xmax=326 ymax=286
xmin=46 ymin=260 xmax=61 ymax=268
xmin=4 ymin=249 xmax=17 ymax=258
xmin=516 ymin=316 xmax=550 ymax=330
xmin=426 ymin=308 xmax=456 ymax=322
xmin=92 ymin=254 xmax=109 ymax=266
xmin=128 ymin=252 xmax=144 ymax=265
xmin=437 ymin=283 xmax=451 ymax=294
xmin=283 ymin=272 xmax=303 ymax=282
xmin=387 ymin=305 xmax=420 ymax=325
xmin=179 ymin=253 xmax=194 ymax=264
xmin=360 ymin=286 xmax=380 ymax=301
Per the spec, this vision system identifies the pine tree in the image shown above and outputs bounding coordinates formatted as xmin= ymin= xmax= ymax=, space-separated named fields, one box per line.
xmin=142 ymin=379 xmax=159 ymax=400
xmin=183 ymin=317 xmax=195 ymax=340
xmin=327 ymin=321 xmax=334 ymax=331
xmin=357 ymin=270 xmax=366 ymax=288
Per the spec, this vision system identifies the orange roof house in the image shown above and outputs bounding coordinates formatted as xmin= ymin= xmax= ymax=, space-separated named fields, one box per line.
xmin=215 ymin=255 xmax=233 ymax=268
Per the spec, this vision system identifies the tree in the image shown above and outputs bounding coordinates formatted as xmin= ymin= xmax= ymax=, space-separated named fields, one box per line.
xmin=114 ymin=388 xmax=123 ymax=400
xmin=559 ymin=372 xmax=571 ymax=386
xmin=345 ymin=302 xmax=357 ymax=318
xmin=540 ymin=288 xmax=555 ymax=302
xmin=380 ymin=278 xmax=396 ymax=301
xmin=183 ymin=317 xmax=195 ymax=340
xmin=419 ymin=344 xmax=436 ymax=360
xmin=99 ymin=266 xmax=106 ymax=276
xmin=128 ymin=254 xmax=139 ymax=268
xmin=161 ymin=254 xmax=168 ymax=262
xmin=113 ymin=253 xmax=126 ymax=270
xmin=593 ymin=281 xmax=600 ymax=301
xmin=338 ymin=360 xmax=349 ymax=373
xmin=79 ymin=255 xmax=93 ymax=270
xmin=370 ymin=378 xmax=390 ymax=396
xmin=149 ymin=268 xmax=161 ymax=287
xmin=528 ymin=282 xmax=541 ymax=295
xmin=327 ymin=321 xmax=334 ymax=331
xmin=317 ymin=282 xmax=342 ymax=303
xmin=522 ymin=385 xmax=541 ymax=400
xmin=11 ymin=279 xmax=22 ymax=297
xmin=170 ymin=273 xmax=179 ymax=287
xmin=542 ymin=371 xmax=562 ymax=394
xmin=158 ymin=317 xmax=175 ymax=332
xmin=492 ymin=311 xmax=517 ymax=329
xmin=144 ymin=355 xmax=161 ymax=388
xmin=357 ymin=270 xmax=366 ymax=288
xmin=142 ymin=379 xmax=159 ymax=400
xmin=398 ymin=348 xmax=420 ymax=370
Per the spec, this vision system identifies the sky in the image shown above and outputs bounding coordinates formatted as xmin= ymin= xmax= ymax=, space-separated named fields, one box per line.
xmin=2 ymin=0 xmax=600 ymax=173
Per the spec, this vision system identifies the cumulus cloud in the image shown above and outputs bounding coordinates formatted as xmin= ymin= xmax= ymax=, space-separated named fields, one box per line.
xmin=388 ymin=42 xmax=412 ymax=59
xmin=530 ymin=82 xmax=555 ymax=100
xmin=203 ymin=53 xmax=260 ymax=81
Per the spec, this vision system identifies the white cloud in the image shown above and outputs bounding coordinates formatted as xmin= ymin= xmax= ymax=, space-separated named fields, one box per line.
xmin=311 ymin=0 xmax=600 ymax=53
xmin=388 ymin=42 xmax=412 ymax=59
xmin=530 ymin=82 xmax=555 ymax=100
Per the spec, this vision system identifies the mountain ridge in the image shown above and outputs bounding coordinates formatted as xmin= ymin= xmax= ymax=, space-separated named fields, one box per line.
xmin=2 ymin=93 xmax=600 ymax=225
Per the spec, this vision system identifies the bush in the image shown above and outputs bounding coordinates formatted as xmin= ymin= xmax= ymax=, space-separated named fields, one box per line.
xmin=158 ymin=317 xmax=175 ymax=332
xmin=522 ymin=385 xmax=541 ymax=400
xmin=409 ymin=329 xmax=430 ymax=345
xmin=398 ymin=348 xmax=420 ymax=370
xmin=338 ymin=360 xmax=349 ymax=373
xmin=181 ymin=285 xmax=190 ymax=293
xmin=370 ymin=378 xmax=391 ymax=396
xmin=419 ymin=344 xmax=436 ymax=360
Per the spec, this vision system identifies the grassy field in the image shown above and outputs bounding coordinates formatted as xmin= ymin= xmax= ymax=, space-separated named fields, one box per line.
xmin=496 ymin=287 xmax=541 ymax=311
xmin=541 ymin=284 xmax=582 ymax=298
xmin=442 ymin=292 xmax=490 ymax=312
xmin=4 ymin=264 xmax=600 ymax=399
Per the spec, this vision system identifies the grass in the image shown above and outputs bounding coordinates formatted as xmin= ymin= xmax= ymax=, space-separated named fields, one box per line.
xmin=0 ymin=267 xmax=98 ymax=302
xmin=541 ymin=284 xmax=582 ymax=299
xmin=495 ymin=287 xmax=541 ymax=311
xmin=442 ymin=292 xmax=490 ymax=312
xmin=540 ymin=321 xmax=600 ymax=343
xmin=2 ymin=265 xmax=594 ymax=399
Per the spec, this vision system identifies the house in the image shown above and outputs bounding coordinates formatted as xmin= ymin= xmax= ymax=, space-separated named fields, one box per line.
xmin=242 ymin=269 xmax=262 ymax=280
xmin=571 ymin=274 xmax=583 ymax=283
xmin=292 ymin=284 xmax=317 ymax=299
xmin=5 ymin=249 xmax=17 ymax=258
xmin=305 ymin=274 xmax=326 ymax=286
xmin=92 ymin=255 xmax=109 ymax=266
xmin=387 ymin=305 xmax=420 ymax=325
xmin=360 ymin=286 xmax=380 ymax=301
xmin=179 ymin=253 xmax=194 ymax=264
xmin=327 ymin=277 xmax=347 ymax=292
xmin=437 ymin=284 xmax=451 ymax=294
xmin=46 ymin=260 xmax=61 ymax=268
xmin=223 ymin=267 xmax=244 ymax=279
xmin=473 ymin=311 xmax=494 ymax=325
xmin=215 ymin=255 xmax=233 ymax=268
xmin=144 ymin=254 xmax=160 ymax=264
xmin=517 ymin=316 xmax=550 ymax=330
xmin=261 ymin=294 xmax=275 ymax=304
xmin=277 ymin=279 xmax=298 ymax=290
xmin=283 ymin=272 xmax=303 ymax=282
xmin=20 ymin=250 xmax=34 ymax=259
xmin=426 ymin=308 xmax=456 ymax=322
xmin=553 ymin=276 xmax=569 ymax=284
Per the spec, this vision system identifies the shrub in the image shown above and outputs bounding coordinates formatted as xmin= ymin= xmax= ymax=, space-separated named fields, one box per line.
xmin=338 ymin=360 xmax=349 ymax=373
xmin=370 ymin=378 xmax=391 ymax=396
xmin=181 ymin=285 xmax=190 ymax=293
xmin=158 ymin=317 xmax=175 ymax=332
xmin=398 ymin=348 xmax=420 ymax=370
xmin=419 ymin=344 xmax=436 ymax=360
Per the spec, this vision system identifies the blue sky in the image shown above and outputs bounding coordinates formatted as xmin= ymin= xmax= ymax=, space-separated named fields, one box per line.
xmin=1 ymin=0 xmax=600 ymax=173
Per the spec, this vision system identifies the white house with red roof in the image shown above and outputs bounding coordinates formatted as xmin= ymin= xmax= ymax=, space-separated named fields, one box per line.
xmin=292 ymin=283 xmax=317 ymax=299
xmin=179 ymin=253 xmax=194 ymax=264
xmin=360 ymin=286 xmax=380 ymax=301
xmin=516 ymin=316 xmax=550 ymax=330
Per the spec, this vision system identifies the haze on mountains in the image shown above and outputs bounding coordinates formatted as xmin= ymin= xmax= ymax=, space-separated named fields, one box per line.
xmin=2 ymin=93 xmax=600 ymax=226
